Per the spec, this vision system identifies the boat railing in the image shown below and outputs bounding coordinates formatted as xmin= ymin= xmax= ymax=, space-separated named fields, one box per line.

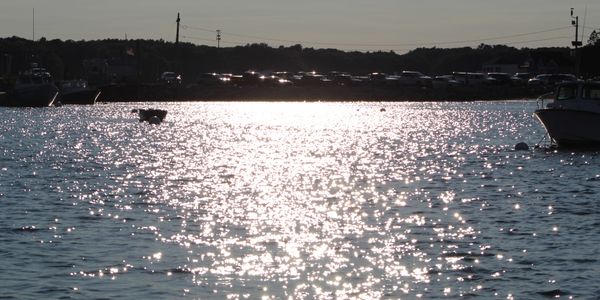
xmin=536 ymin=92 xmax=554 ymax=109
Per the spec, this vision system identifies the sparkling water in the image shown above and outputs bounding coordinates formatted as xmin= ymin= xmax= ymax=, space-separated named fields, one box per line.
xmin=1 ymin=101 xmax=598 ymax=299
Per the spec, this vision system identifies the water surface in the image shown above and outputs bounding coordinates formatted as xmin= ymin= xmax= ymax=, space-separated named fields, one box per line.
xmin=1 ymin=101 xmax=599 ymax=299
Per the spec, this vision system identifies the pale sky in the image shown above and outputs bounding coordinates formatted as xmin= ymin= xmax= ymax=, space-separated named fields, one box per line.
xmin=1 ymin=0 xmax=598 ymax=53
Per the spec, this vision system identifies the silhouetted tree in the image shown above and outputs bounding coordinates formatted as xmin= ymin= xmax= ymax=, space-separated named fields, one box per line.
xmin=1 ymin=36 xmax=597 ymax=83
xmin=588 ymin=30 xmax=599 ymax=46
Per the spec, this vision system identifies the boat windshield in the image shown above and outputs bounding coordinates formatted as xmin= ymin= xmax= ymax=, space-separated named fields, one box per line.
xmin=556 ymin=85 xmax=577 ymax=101
xmin=582 ymin=84 xmax=600 ymax=100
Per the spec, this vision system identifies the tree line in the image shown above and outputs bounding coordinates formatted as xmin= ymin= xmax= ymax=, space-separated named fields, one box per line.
xmin=1 ymin=36 xmax=599 ymax=84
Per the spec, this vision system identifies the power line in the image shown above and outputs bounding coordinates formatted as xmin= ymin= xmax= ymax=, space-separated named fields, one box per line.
xmin=180 ymin=35 xmax=219 ymax=44
xmin=419 ymin=27 xmax=572 ymax=46
xmin=503 ymin=36 xmax=571 ymax=46
xmin=180 ymin=23 xmax=572 ymax=48
xmin=180 ymin=24 xmax=214 ymax=33
xmin=181 ymin=35 xmax=246 ymax=46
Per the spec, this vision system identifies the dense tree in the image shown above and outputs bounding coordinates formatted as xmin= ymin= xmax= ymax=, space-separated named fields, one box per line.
xmin=588 ymin=30 xmax=599 ymax=46
xmin=1 ymin=36 xmax=599 ymax=85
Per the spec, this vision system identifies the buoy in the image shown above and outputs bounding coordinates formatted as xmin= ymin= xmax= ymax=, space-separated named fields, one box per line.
xmin=515 ymin=142 xmax=529 ymax=151
xmin=380 ymin=108 xmax=386 ymax=112
xmin=148 ymin=116 xmax=162 ymax=125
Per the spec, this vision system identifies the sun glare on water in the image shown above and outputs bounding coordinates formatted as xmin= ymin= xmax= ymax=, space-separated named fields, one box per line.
xmin=4 ymin=101 xmax=597 ymax=298
xmin=121 ymin=102 xmax=489 ymax=298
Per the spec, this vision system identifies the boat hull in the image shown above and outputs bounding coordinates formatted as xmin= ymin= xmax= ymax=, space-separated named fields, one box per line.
xmin=59 ymin=89 xmax=101 ymax=105
xmin=0 ymin=84 xmax=58 ymax=107
xmin=535 ymin=108 xmax=600 ymax=147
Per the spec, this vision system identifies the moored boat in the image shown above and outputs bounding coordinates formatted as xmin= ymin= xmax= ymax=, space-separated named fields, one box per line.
xmin=534 ymin=80 xmax=600 ymax=147
xmin=132 ymin=108 xmax=168 ymax=124
xmin=0 ymin=66 xmax=58 ymax=107
xmin=57 ymin=79 xmax=101 ymax=105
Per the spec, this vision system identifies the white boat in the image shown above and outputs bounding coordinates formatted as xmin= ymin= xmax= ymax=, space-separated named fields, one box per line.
xmin=534 ymin=80 xmax=600 ymax=147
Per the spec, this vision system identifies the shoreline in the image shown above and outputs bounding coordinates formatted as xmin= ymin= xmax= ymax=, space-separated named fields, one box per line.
xmin=97 ymin=84 xmax=544 ymax=102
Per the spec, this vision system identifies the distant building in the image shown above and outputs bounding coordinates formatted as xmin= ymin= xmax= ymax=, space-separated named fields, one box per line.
xmin=83 ymin=57 xmax=137 ymax=85
xmin=481 ymin=57 xmax=524 ymax=74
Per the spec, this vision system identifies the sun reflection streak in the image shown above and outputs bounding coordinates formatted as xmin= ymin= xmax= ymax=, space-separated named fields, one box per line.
xmin=61 ymin=102 xmax=529 ymax=298
xmin=5 ymin=101 xmax=590 ymax=298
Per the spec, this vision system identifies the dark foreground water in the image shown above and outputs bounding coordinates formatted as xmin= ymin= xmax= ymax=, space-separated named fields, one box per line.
xmin=0 ymin=101 xmax=599 ymax=299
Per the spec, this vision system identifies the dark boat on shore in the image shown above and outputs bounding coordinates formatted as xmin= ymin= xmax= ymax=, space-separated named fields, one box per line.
xmin=0 ymin=67 xmax=58 ymax=107
xmin=57 ymin=80 xmax=101 ymax=105
xmin=534 ymin=80 xmax=600 ymax=147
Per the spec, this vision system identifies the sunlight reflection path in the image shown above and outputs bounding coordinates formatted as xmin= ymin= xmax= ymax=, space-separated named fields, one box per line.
xmin=140 ymin=103 xmax=490 ymax=298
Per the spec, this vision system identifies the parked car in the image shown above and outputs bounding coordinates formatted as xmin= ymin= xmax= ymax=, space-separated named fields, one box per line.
xmin=432 ymin=75 xmax=461 ymax=88
xmin=398 ymin=71 xmax=432 ymax=86
xmin=327 ymin=71 xmax=352 ymax=86
xmin=259 ymin=73 xmax=293 ymax=86
xmin=510 ymin=73 xmax=532 ymax=85
xmin=368 ymin=72 xmax=388 ymax=86
xmin=160 ymin=72 xmax=182 ymax=84
xmin=196 ymin=73 xmax=223 ymax=85
xmin=527 ymin=74 xmax=577 ymax=87
xmin=298 ymin=72 xmax=331 ymax=86
xmin=453 ymin=72 xmax=495 ymax=85
xmin=487 ymin=73 xmax=512 ymax=85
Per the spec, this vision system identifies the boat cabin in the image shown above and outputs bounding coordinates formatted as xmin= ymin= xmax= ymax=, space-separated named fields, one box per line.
xmin=16 ymin=66 xmax=53 ymax=86
xmin=547 ymin=81 xmax=600 ymax=113
xmin=555 ymin=81 xmax=600 ymax=101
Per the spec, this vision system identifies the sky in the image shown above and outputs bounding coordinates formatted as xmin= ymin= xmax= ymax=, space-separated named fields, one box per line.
xmin=1 ymin=0 xmax=599 ymax=53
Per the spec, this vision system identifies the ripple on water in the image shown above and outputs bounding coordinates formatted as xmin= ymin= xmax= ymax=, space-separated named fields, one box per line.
xmin=0 ymin=102 xmax=598 ymax=298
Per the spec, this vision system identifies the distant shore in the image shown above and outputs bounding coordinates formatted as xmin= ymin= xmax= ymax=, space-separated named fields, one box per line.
xmin=97 ymin=84 xmax=542 ymax=102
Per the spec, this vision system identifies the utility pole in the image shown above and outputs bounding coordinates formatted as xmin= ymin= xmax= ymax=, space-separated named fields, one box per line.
xmin=174 ymin=13 xmax=182 ymax=78
xmin=571 ymin=8 xmax=582 ymax=49
xmin=216 ymin=29 xmax=221 ymax=48
xmin=176 ymin=13 xmax=181 ymax=45
xmin=571 ymin=8 xmax=582 ymax=77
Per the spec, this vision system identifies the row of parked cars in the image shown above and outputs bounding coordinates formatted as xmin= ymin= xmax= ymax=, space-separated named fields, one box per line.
xmin=168 ymin=70 xmax=581 ymax=89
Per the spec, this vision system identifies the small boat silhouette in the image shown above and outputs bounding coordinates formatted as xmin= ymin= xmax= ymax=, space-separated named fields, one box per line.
xmin=132 ymin=108 xmax=167 ymax=124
